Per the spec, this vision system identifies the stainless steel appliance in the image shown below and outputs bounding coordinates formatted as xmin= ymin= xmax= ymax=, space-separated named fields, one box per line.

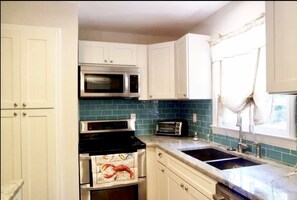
xmin=79 ymin=65 xmax=140 ymax=98
xmin=213 ymin=183 xmax=249 ymax=200
xmin=79 ymin=119 xmax=146 ymax=200
xmin=155 ymin=119 xmax=188 ymax=136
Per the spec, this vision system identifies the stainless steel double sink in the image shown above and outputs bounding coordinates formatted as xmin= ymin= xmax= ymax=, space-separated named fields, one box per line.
xmin=180 ymin=147 xmax=262 ymax=170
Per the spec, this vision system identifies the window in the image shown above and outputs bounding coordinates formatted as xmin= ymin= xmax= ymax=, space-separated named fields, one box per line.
xmin=211 ymin=15 xmax=296 ymax=140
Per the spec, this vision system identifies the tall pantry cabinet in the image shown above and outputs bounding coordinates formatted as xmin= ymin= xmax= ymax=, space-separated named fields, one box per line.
xmin=1 ymin=24 xmax=59 ymax=200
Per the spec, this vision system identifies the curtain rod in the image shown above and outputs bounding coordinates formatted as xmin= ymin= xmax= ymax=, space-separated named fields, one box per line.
xmin=209 ymin=13 xmax=265 ymax=46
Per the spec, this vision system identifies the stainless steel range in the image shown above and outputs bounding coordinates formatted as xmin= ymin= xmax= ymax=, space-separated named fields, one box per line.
xmin=79 ymin=119 xmax=146 ymax=200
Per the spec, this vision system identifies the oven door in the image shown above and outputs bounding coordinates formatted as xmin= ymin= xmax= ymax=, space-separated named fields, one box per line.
xmin=79 ymin=149 xmax=146 ymax=200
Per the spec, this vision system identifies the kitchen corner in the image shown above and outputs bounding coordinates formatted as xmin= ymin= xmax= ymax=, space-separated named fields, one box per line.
xmin=1 ymin=179 xmax=24 ymax=200
xmin=138 ymin=135 xmax=297 ymax=200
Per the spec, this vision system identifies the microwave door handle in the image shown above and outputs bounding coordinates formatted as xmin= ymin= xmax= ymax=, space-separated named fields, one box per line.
xmin=124 ymin=73 xmax=129 ymax=94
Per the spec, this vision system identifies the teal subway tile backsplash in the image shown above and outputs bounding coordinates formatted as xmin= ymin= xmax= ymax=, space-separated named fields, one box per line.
xmin=79 ymin=98 xmax=297 ymax=166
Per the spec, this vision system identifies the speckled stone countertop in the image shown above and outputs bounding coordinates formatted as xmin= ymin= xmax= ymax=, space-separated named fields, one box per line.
xmin=1 ymin=179 xmax=24 ymax=200
xmin=138 ymin=135 xmax=297 ymax=200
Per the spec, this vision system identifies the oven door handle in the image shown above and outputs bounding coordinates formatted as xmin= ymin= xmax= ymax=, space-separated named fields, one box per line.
xmin=81 ymin=177 xmax=146 ymax=191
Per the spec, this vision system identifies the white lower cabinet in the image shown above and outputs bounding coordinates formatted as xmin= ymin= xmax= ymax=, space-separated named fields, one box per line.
xmin=154 ymin=148 xmax=216 ymax=200
xmin=1 ymin=109 xmax=57 ymax=200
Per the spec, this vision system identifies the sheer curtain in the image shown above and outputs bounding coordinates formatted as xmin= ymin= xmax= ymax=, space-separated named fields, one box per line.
xmin=211 ymin=15 xmax=270 ymax=125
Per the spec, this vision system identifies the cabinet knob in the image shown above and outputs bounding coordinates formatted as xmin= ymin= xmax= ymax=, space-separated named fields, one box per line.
xmin=14 ymin=103 xmax=18 ymax=107
xmin=23 ymin=112 xmax=27 ymax=116
xmin=185 ymin=186 xmax=188 ymax=191
xmin=183 ymin=94 xmax=186 ymax=97
xmin=149 ymin=95 xmax=152 ymax=98
xmin=161 ymin=169 xmax=164 ymax=173
xmin=14 ymin=112 xmax=17 ymax=117
xmin=104 ymin=59 xmax=107 ymax=63
xmin=181 ymin=183 xmax=184 ymax=188
xmin=22 ymin=103 xmax=26 ymax=107
xmin=158 ymin=153 xmax=163 ymax=158
xmin=110 ymin=60 xmax=113 ymax=63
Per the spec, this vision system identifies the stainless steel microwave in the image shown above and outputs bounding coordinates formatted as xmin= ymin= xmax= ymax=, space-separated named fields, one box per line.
xmin=79 ymin=65 xmax=140 ymax=98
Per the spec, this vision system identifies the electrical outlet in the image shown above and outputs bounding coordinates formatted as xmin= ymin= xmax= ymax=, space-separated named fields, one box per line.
xmin=192 ymin=113 xmax=197 ymax=122
xmin=131 ymin=113 xmax=136 ymax=119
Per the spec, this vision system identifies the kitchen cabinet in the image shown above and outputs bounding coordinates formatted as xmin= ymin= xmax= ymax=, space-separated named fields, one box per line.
xmin=146 ymin=147 xmax=158 ymax=200
xmin=79 ymin=40 xmax=137 ymax=66
xmin=1 ymin=110 xmax=22 ymax=184
xmin=155 ymin=148 xmax=216 ymax=200
xmin=266 ymin=2 xmax=297 ymax=93
xmin=1 ymin=109 xmax=58 ymax=200
xmin=175 ymin=33 xmax=211 ymax=99
xmin=1 ymin=24 xmax=58 ymax=200
xmin=148 ymin=41 xmax=175 ymax=99
xmin=1 ymin=25 xmax=57 ymax=109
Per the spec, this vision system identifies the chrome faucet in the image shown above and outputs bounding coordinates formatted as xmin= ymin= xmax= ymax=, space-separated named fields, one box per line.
xmin=236 ymin=114 xmax=248 ymax=153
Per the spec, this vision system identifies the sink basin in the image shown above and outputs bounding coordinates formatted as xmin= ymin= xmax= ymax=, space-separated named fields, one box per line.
xmin=181 ymin=148 xmax=237 ymax=161
xmin=180 ymin=147 xmax=263 ymax=170
xmin=207 ymin=157 xmax=261 ymax=170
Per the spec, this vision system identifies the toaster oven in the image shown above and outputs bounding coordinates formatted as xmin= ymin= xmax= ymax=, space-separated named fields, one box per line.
xmin=155 ymin=120 xmax=188 ymax=136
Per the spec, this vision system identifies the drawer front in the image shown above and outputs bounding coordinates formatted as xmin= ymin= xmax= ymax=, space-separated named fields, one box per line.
xmin=156 ymin=148 xmax=167 ymax=166
xmin=167 ymin=154 xmax=216 ymax=199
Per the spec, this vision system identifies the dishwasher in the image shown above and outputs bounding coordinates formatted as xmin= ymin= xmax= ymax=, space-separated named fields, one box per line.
xmin=213 ymin=183 xmax=249 ymax=200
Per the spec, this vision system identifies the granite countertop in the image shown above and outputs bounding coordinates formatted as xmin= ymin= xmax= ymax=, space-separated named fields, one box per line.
xmin=138 ymin=135 xmax=297 ymax=200
xmin=1 ymin=179 xmax=24 ymax=200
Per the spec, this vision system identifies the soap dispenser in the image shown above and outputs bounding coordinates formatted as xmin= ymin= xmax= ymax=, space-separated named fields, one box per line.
xmin=193 ymin=132 xmax=198 ymax=141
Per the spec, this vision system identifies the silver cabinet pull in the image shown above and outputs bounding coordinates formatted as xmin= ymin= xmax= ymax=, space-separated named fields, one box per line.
xmin=14 ymin=112 xmax=17 ymax=117
xmin=23 ymin=112 xmax=27 ymax=116
xmin=14 ymin=103 xmax=18 ymax=107
xmin=22 ymin=103 xmax=26 ymax=107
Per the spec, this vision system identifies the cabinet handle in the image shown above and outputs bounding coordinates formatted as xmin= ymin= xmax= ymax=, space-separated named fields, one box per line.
xmin=161 ymin=169 xmax=164 ymax=173
xmin=104 ymin=59 xmax=107 ymax=63
xmin=14 ymin=112 xmax=17 ymax=117
xmin=180 ymin=183 xmax=184 ymax=188
xmin=149 ymin=95 xmax=152 ymax=98
xmin=183 ymin=94 xmax=186 ymax=97
xmin=158 ymin=153 xmax=163 ymax=158
xmin=185 ymin=186 xmax=188 ymax=191
xmin=22 ymin=103 xmax=26 ymax=107
xmin=23 ymin=112 xmax=27 ymax=116
xmin=110 ymin=60 xmax=113 ymax=63
xmin=14 ymin=103 xmax=18 ymax=107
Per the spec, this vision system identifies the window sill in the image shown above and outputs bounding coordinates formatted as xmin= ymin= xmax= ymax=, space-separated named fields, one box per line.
xmin=211 ymin=125 xmax=297 ymax=150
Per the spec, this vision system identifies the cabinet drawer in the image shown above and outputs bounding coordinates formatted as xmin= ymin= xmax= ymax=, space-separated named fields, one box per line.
xmin=167 ymin=154 xmax=216 ymax=199
xmin=156 ymin=148 xmax=167 ymax=166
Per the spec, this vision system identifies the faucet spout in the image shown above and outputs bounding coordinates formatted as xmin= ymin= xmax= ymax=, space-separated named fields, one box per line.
xmin=236 ymin=113 xmax=248 ymax=153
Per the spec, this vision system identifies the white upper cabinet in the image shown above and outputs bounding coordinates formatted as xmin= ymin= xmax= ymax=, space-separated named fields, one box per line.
xmin=1 ymin=25 xmax=57 ymax=109
xmin=79 ymin=40 xmax=137 ymax=66
xmin=148 ymin=41 xmax=175 ymax=100
xmin=266 ymin=2 xmax=297 ymax=93
xmin=175 ymin=33 xmax=211 ymax=99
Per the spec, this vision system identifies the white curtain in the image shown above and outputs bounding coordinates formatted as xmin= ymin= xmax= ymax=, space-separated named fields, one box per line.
xmin=211 ymin=15 xmax=270 ymax=125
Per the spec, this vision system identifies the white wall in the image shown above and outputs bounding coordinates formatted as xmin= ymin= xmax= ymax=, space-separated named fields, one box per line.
xmin=1 ymin=2 xmax=79 ymax=199
xmin=79 ymin=29 xmax=178 ymax=44
xmin=189 ymin=1 xmax=265 ymax=39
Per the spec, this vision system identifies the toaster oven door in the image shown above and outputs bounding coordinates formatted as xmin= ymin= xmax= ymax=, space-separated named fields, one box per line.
xmin=156 ymin=122 xmax=180 ymax=136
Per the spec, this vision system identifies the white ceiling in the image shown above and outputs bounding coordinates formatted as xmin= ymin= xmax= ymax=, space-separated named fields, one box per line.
xmin=74 ymin=1 xmax=230 ymax=37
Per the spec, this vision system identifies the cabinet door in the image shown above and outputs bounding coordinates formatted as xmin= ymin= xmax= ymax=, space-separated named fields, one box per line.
xmin=20 ymin=29 xmax=57 ymax=108
xmin=175 ymin=35 xmax=188 ymax=99
xmin=109 ymin=43 xmax=137 ymax=65
xmin=21 ymin=109 xmax=57 ymax=200
xmin=79 ymin=41 xmax=109 ymax=64
xmin=1 ymin=110 xmax=21 ymax=184
xmin=1 ymin=28 xmax=21 ymax=109
xmin=266 ymin=2 xmax=297 ymax=93
xmin=157 ymin=162 xmax=168 ymax=200
xmin=167 ymin=169 xmax=187 ymax=200
xmin=146 ymin=147 xmax=157 ymax=200
xmin=148 ymin=41 xmax=175 ymax=99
